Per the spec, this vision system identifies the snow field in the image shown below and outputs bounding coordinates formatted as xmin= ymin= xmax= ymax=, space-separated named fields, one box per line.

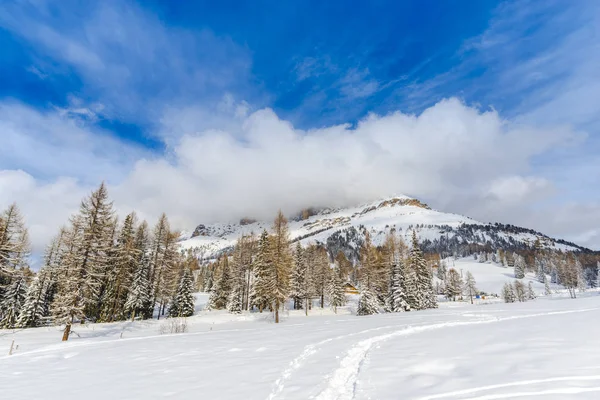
xmin=1 ymin=295 xmax=600 ymax=399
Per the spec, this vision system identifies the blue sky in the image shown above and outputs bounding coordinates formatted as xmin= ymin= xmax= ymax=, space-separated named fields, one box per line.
xmin=1 ymin=0 xmax=599 ymax=251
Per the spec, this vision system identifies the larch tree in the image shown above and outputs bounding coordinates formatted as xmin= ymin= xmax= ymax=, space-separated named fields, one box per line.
xmin=51 ymin=218 xmax=87 ymax=341
xmin=513 ymin=280 xmax=527 ymax=302
xmin=0 ymin=203 xmax=30 ymax=274
xmin=463 ymin=271 xmax=477 ymax=304
xmin=558 ymin=253 xmax=578 ymax=298
xmin=73 ymin=183 xmax=116 ymax=321
xmin=227 ymin=243 xmax=244 ymax=314
xmin=148 ymin=214 xmax=180 ymax=318
xmin=101 ymin=212 xmax=139 ymax=322
xmin=445 ymin=268 xmax=462 ymax=301
xmin=311 ymin=245 xmax=330 ymax=309
xmin=359 ymin=231 xmax=379 ymax=293
xmin=270 ymin=210 xmax=292 ymax=323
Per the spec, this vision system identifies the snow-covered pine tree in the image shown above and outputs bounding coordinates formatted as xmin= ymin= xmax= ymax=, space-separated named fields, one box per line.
xmin=357 ymin=288 xmax=379 ymax=316
xmin=206 ymin=256 xmax=231 ymax=310
xmin=124 ymin=222 xmax=152 ymax=321
xmin=502 ymin=282 xmax=516 ymax=303
xmin=249 ymin=230 xmax=273 ymax=313
xmin=584 ymin=267 xmax=596 ymax=288
xmin=463 ymin=271 xmax=477 ymax=304
xmin=387 ymin=259 xmax=410 ymax=312
xmin=290 ymin=241 xmax=306 ymax=310
xmin=409 ymin=230 xmax=437 ymax=309
xmin=16 ymin=267 xmax=53 ymax=328
xmin=226 ymin=283 xmax=243 ymax=314
xmin=0 ymin=273 xmax=28 ymax=328
xmin=271 ymin=210 xmax=292 ymax=323
xmin=203 ymin=267 xmax=214 ymax=293
xmin=170 ymin=268 xmax=195 ymax=317
xmin=445 ymin=268 xmax=462 ymax=301
xmin=514 ymin=254 xmax=526 ymax=279
xmin=403 ymin=257 xmax=419 ymax=309
xmin=535 ymin=257 xmax=545 ymax=282
xmin=527 ymin=281 xmax=536 ymax=300
xmin=544 ymin=275 xmax=552 ymax=296
xmin=596 ymin=262 xmax=600 ymax=289
xmin=124 ymin=259 xmax=151 ymax=321
xmin=436 ymin=260 xmax=447 ymax=281
xmin=328 ymin=262 xmax=346 ymax=313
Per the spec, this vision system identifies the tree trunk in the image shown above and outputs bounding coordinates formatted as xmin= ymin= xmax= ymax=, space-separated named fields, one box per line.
xmin=305 ymin=298 xmax=308 ymax=316
xmin=131 ymin=311 xmax=136 ymax=322
xmin=62 ymin=323 xmax=71 ymax=341
xmin=275 ymin=299 xmax=280 ymax=323
xmin=320 ymin=293 xmax=324 ymax=308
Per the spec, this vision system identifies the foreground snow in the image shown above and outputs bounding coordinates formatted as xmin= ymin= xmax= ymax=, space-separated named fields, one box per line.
xmin=2 ymin=294 xmax=600 ymax=399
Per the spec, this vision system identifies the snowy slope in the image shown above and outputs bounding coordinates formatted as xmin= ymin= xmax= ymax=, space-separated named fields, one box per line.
xmin=2 ymin=295 xmax=600 ymax=399
xmin=443 ymin=258 xmax=549 ymax=296
xmin=179 ymin=196 xmax=584 ymax=260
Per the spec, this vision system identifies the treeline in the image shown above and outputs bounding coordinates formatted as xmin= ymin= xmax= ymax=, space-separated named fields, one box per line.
xmin=197 ymin=221 xmax=438 ymax=320
xmin=3 ymin=184 xmax=597 ymax=340
xmin=0 ymin=183 xmax=198 ymax=340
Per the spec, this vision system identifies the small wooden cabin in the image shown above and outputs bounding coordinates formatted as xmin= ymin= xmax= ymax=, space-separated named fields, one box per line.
xmin=343 ymin=282 xmax=360 ymax=295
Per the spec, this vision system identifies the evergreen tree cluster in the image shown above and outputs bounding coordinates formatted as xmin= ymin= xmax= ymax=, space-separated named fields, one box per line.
xmin=0 ymin=184 xmax=199 ymax=341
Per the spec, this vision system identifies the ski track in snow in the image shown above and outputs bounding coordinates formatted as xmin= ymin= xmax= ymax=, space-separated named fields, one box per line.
xmin=267 ymin=325 xmax=397 ymax=400
xmin=416 ymin=375 xmax=600 ymax=400
xmin=314 ymin=308 xmax=599 ymax=400
xmin=462 ymin=386 xmax=600 ymax=400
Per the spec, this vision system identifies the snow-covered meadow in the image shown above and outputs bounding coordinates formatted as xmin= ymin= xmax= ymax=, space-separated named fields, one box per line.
xmin=2 ymin=258 xmax=598 ymax=399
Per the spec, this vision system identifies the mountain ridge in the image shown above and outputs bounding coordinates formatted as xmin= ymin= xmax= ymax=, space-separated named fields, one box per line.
xmin=180 ymin=196 xmax=591 ymax=261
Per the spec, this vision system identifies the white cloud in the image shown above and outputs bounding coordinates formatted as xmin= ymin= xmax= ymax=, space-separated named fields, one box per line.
xmin=485 ymin=176 xmax=555 ymax=205
xmin=2 ymin=97 xmax=598 ymax=253
xmin=0 ymin=170 xmax=89 ymax=253
xmin=0 ymin=102 xmax=149 ymax=183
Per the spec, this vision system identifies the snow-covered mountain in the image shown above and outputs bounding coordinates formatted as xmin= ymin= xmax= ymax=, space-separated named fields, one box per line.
xmin=179 ymin=195 xmax=587 ymax=261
